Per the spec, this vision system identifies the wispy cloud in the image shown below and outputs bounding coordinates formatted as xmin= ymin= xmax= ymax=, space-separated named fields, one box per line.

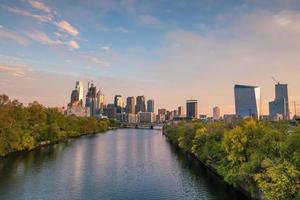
xmin=0 ymin=63 xmax=31 ymax=77
xmin=68 ymin=40 xmax=80 ymax=49
xmin=0 ymin=28 xmax=29 ymax=45
xmin=85 ymin=55 xmax=111 ymax=67
xmin=136 ymin=14 xmax=163 ymax=28
xmin=100 ymin=46 xmax=111 ymax=51
xmin=27 ymin=0 xmax=51 ymax=13
xmin=0 ymin=5 xmax=52 ymax=22
xmin=25 ymin=30 xmax=63 ymax=45
xmin=56 ymin=20 xmax=79 ymax=36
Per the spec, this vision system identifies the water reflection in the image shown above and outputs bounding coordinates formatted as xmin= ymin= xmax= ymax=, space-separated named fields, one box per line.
xmin=0 ymin=130 xmax=248 ymax=200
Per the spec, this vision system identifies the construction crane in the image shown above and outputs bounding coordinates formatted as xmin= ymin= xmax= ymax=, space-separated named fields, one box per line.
xmin=272 ymin=76 xmax=280 ymax=85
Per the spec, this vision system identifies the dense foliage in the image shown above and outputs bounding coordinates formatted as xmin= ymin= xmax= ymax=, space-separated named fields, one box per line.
xmin=0 ymin=95 xmax=110 ymax=157
xmin=164 ymin=119 xmax=300 ymax=200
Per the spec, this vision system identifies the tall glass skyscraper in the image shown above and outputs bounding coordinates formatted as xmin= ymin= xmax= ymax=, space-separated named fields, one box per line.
xmin=234 ymin=85 xmax=261 ymax=118
xmin=147 ymin=99 xmax=154 ymax=112
xmin=269 ymin=83 xmax=290 ymax=119
xmin=186 ymin=100 xmax=198 ymax=119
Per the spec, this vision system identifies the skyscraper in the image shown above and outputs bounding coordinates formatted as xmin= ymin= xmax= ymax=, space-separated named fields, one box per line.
xmin=114 ymin=95 xmax=124 ymax=113
xmin=75 ymin=81 xmax=84 ymax=103
xmin=96 ymin=89 xmax=105 ymax=110
xmin=269 ymin=83 xmax=290 ymax=120
xmin=126 ymin=96 xmax=135 ymax=114
xmin=186 ymin=100 xmax=198 ymax=119
xmin=178 ymin=106 xmax=185 ymax=116
xmin=147 ymin=99 xmax=155 ymax=112
xmin=136 ymin=95 xmax=146 ymax=113
xmin=85 ymin=81 xmax=97 ymax=116
xmin=213 ymin=106 xmax=221 ymax=120
xmin=234 ymin=85 xmax=261 ymax=118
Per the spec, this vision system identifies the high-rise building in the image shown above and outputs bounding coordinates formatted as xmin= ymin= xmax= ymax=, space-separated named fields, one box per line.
xmin=213 ymin=106 xmax=221 ymax=120
xmin=114 ymin=95 xmax=123 ymax=107
xmin=136 ymin=95 xmax=146 ymax=113
xmin=126 ymin=96 xmax=135 ymax=114
xmin=269 ymin=83 xmax=290 ymax=120
xmin=114 ymin=95 xmax=124 ymax=113
xmin=75 ymin=81 xmax=84 ymax=103
xmin=158 ymin=108 xmax=167 ymax=115
xmin=186 ymin=100 xmax=198 ymax=119
xmin=178 ymin=106 xmax=185 ymax=116
xmin=234 ymin=84 xmax=261 ymax=118
xmin=85 ymin=81 xmax=97 ymax=116
xmin=70 ymin=89 xmax=79 ymax=105
xmin=96 ymin=89 xmax=105 ymax=110
xmin=147 ymin=99 xmax=155 ymax=113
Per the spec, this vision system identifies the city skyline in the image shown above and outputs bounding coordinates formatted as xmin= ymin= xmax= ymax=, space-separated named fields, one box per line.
xmin=1 ymin=0 xmax=300 ymax=116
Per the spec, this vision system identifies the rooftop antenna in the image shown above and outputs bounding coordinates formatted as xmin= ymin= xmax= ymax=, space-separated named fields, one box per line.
xmin=272 ymin=76 xmax=279 ymax=85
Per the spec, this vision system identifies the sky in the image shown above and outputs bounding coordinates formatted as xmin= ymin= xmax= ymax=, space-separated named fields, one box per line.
xmin=1 ymin=0 xmax=300 ymax=116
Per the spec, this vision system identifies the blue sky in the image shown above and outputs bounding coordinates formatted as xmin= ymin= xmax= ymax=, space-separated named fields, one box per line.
xmin=1 ymin=0 xmax=300 ymax=115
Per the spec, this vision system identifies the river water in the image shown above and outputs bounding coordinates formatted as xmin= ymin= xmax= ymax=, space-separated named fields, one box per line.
xmin=0 ymin=129 xmax=248 ymax=200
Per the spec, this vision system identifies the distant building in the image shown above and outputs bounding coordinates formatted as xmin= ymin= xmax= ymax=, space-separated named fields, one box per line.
xmin=126 ymin=96 xmax=135 ymax=114
xmin=186 ymin=100 xmax=198 ymax=119
xmin=199 ymin=115 xmax=207 ymax=121
xmin=96 ymin=89 xmax=105 ymax=110
xmin=75 ymin=81 xmax=84 ymax=103
xmin=213 ymin=106 xmax=221 ymax=120
xmin=158 ymin=108 xmax=167 ymax=115
xmin=85 ymin=81 xmax=97 ymax=116
xmin=67 ymin=104 xmax=90 ymax=117
xmin=147 ymin=99 xmax=155 ymax=112
xmin=156 ymin=114 xmax=166 ymax=123
xmin=138 ymin=112 xmax=156 ymax=123
xmin=223 ymin=114 xmax=240 ymax=124
xmin=178 ymin=106 xmax=185 ymax=116
xmin=234 ymin=85 xmax=261 ymax=118
xmin=116 ymin=113 xmax=138 ymax=124
xmin=136 ymin=95 xmax=146 ymax=113
xmin=103 ymin=104 xmax=117 ymax=119
xmin=114 ymin=95 xmax=124 ymax=113
xmin=269 ymin=83 xmax=290 ymax=120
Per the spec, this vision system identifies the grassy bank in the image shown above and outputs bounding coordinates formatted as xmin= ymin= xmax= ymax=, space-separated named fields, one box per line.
xmin=0 ymin=94 xmax=111 ymax=157
xmin=163 ymin=119 xmax=300 ymax=200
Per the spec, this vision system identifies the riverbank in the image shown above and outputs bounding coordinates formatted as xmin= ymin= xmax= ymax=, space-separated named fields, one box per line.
xmin=0 ymin=95 xmax=114 ymax=157
xmin=163 ymin=119 xmax=300 ymax=200
xmin=164 ymin=134 xmax=252 ymax=199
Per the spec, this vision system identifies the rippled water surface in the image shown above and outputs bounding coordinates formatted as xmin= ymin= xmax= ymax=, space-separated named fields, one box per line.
xmin=0 ymin=129 xmax=248 ymax=200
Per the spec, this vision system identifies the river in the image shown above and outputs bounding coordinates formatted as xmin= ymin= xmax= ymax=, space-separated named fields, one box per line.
xmin=0 ymin=129 xmax=248 ymax=200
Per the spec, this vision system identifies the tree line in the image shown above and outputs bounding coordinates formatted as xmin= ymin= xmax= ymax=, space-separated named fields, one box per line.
xmin=164 ymin=119 xmax=300 ymax=200
xmin=0 ymin=94 xmax=111 ymax=157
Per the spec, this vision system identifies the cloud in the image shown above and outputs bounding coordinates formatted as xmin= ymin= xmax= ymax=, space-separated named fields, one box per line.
xmin=27 ymin=0 xmax=51 ymax=13
xmin=57 ymin=20 xmax=79 ymax=36
xmin=86 ymin=55 xmax=111 ymax=67
xmin=0 ymin=28 xmax=29 ymax=45
xmin=0 ymin=5 xmax=52 ymax=22
xmin=0 ymin=63 xmax=31 ymax=77
xmin=0 ymin=25 xmax=3 ymax=28
xmin=136 ymin=14 xmax=163 ymax=28
xmin=25 ymin=30 xmax=63 ymax=45
xmin=100 ymin=46 xmax=111 ymax=51
xmin=68 ymin=40 xmax=80 ymax=49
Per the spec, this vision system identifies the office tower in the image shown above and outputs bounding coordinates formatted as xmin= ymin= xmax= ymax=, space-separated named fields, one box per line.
xmin=126 ymin=96 xmax=135 ymax=114
xmin=136 ymin=95 xmax=146 ymax=113
xmin=186 ymin=100 xmax=198 ymax=119
xmin=96 ymin=89 xmax=105 ymax=109
xmin=178 ymin=106 xmax=184 ymax=116
xmin=70 ymin=89 xmax=79 ymax=105
xmin=158 ymin=108 xmax=167 ymax=115
xmin=147 ymin=99 xmax=155 ymax=113
xmin=234 ymin=85 xmax=261 ymax=118
xmin=85 ymin=81 xmax=97 ymax=116
xmin=269 ymin=83 xmax=290 ymax=120
xmin=114 ymin=95 xmax=123 ymax=107
xmin=213 ymin=106 xmax=221 ymax=120
xmin=75 ymin=81 xmax=84 ymax=103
